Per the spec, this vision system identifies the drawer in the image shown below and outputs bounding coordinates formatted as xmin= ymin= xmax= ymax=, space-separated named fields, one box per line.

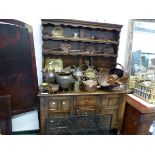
xmin=75 ymin=96 xmax=97 ymax=107
xmin=47 ymin=96 xmax=73 ymax=112
xmin=61 ymin=100 xmax=70 ymax=111
xmin=49 ymin=100 xmax=58 ymax=111
xmin=99 ymin=95 xmax=121 ymax=107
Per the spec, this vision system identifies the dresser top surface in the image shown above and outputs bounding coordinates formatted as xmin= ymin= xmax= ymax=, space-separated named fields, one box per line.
xmin=38 ymin=89 xmax=132 ymax=97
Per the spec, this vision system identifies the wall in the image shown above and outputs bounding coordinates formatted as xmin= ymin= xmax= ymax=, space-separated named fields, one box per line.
xmin=8 ymin=15 xmax=129 ymax=131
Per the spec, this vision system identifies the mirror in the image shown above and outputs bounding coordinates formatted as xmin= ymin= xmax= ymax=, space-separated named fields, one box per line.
xmin=128 ymin=19 xmax=155 ymax=104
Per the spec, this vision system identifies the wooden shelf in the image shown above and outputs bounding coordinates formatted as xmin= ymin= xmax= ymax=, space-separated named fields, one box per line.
xmin=42 ymin=50 xmax=117 ymax=57
xmin=42 ymin=36 xmax=119 ymax=44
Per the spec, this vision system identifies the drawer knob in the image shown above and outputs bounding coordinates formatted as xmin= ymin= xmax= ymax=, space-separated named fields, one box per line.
xmin=52 ymin=102 xmax=56 ymax=105
xmin=62 ymin=101 xmax=66 ymax=104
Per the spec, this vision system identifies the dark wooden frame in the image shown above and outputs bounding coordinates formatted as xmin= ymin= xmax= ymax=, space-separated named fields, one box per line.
xmin=0 ymin=95 xmax=12 ymax=134
xmin=0 ymin=19 xmax=38 ymax=115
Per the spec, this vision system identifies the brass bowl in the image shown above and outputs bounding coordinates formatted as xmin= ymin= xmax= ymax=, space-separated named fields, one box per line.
xmin=48 ymin=84 xmax=59 ymax=94
xmin=40 ymin=83 xmax=49 ymax=92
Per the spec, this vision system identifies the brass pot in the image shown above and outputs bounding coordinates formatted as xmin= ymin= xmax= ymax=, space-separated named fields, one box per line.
xmin=83 ymin=80 xmax=98 ymax=92
xmin=56 ymin=74 xmax=74 ymax=90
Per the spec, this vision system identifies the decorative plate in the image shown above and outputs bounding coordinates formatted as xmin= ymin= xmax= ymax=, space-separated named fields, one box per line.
xmin=52 ymin=26 xmax=63 ymax=37
xmin=45 ymin=58 xmax=63 ymax=73
xmin=60 ymin=43 xmax=71 ymax=52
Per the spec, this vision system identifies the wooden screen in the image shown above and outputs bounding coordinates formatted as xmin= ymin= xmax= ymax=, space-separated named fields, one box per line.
xmin=0 ymin=19 xmax=38 ymax=115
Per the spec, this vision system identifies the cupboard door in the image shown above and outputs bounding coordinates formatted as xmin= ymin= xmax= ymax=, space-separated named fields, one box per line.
xmin=0 ymin=19 xmax=38 ymax=115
